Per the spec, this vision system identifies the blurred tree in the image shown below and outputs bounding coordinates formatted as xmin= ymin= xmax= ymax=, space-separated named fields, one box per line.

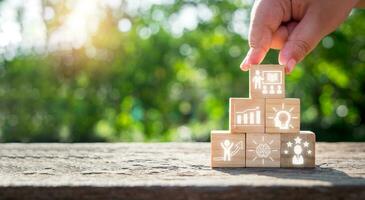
xmin=0 ymin=0 xmax=364 ymax=142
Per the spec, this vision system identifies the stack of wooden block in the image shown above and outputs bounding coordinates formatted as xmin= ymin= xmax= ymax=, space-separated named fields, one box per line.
xmin=211 ymin=65 xmax=316 ymax=168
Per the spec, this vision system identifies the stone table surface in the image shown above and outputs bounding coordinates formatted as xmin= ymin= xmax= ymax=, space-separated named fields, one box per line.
xmin=0 ymin=142 xmax=364 ymax=200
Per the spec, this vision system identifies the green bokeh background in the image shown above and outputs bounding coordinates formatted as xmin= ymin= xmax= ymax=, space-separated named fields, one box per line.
xmin=0 ymin=0 xmax=364 ymax=142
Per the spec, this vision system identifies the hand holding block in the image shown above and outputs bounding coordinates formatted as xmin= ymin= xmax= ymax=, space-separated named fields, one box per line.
xmin=229 ymin=98 xmax=265 ymax=133
xmin=280 ymin=131 xmax=316 ymax=168
xmin=246 ymin=133 xmax=281 ymax=167
xmin=211 ymin=130 xmax=245 ymax=168
xmin=250 ymin=65 xmax=285 ymax=99
xmin=266 ymin=98 xmax=300 ymax=133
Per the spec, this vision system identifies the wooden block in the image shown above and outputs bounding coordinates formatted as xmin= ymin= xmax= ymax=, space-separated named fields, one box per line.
xmin=211 ymin=130 xmax=245 ymax=168
xmin=266 ymin=98 xmax=300 ymax=133
xmin=246 ymin=133 xmax=280 ymax=167
xmin=280 ymin=131 xmax=316 ymax=168
xmin=229 ymin=98 xmax=265 ymax=133
xmin=249 ymin=65 xmax=285 ymax=99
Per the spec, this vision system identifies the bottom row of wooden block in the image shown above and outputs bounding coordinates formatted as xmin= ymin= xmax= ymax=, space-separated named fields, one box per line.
xmin=211 ymin=130 xmax=315 ymax=168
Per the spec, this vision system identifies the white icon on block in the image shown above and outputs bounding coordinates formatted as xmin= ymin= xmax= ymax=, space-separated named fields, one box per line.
xmin=213 ymin=140 xmax=244 ymax=162
xmin=252 ymin=70 xmax=264 ymax=89
xmin=293 ymin=145 xmax=304 ymax=164
xmin=269 ymin=103 xmax=298 ymax=130
xmin=284 ymin=136 xmax=311 ymax=165
xmin=235 ymin=107 xmax=261 ymax=126
xmin=248 ymin=136 xmax=278 ymax=165
xmin=252 ymin=70 xmax=283 ymax=95
xmin=221 ymin=140 xmax=234 ymax=161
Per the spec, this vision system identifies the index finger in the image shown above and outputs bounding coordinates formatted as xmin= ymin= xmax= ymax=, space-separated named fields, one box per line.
xmin=240 ymin=0 xmax=291 ymax=71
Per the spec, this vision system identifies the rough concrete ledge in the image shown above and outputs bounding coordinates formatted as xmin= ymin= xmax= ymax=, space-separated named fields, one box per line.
xmin=0 ymin=143 xmax=364 ymax=200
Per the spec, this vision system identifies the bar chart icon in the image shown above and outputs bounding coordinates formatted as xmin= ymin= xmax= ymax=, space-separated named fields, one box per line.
xmin=235 ymin=107 xmax=261 ymax=126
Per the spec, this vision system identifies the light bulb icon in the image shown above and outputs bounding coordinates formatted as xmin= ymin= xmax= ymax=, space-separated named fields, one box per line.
xmin=274 ymin=110 xmax=291 ymax=129
xmin=269 ymin=103 xmax=298 ymax=130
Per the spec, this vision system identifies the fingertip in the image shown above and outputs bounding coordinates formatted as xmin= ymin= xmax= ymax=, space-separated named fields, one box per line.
xmin=240 ymin=47 xmax=268 ymax=71
xmin=240 ymin=57 xmax=249 ymax=71
xmin=285 ymin=58 xmax=296 ymax=74
xmin=278 ymin=48 xmax=289 ymax=66
xmin=240 ymin=66 xmax=249 ymax=71
xmin=279 ymin=48 xmax=296 ymax=74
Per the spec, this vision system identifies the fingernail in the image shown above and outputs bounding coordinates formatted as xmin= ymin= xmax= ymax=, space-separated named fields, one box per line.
xmin=279 ymin=53 xmax=288 ymax=66
xmin=240 ymin=48 xmax=254 ymax=71
xmin=240 ymin=56 xmax=248 ymax=71
xmin=279 ymin=48 xmax=290 ymax=66
xmin=286 ymin=59 xmax=296 ymax=73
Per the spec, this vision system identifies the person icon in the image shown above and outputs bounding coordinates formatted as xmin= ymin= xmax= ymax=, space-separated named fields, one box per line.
xmin=292 ymin=144 xmax=304 ymax=165
xmin=221 ymin=139 xmax=234 ymax=161
xmin=262 ymin=85 xmax=268 ymax=94
xmin=252 ymin=70 xmax=263 ymax=89
xmin=277 ymin=85 xmax=282 ymax=94
xmin=269 ymin=85 xmax=275 ymax=94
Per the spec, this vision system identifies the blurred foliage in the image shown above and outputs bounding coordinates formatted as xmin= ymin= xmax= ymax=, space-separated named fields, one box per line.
xmin=0 ymin=0 xmax=364 ymax=142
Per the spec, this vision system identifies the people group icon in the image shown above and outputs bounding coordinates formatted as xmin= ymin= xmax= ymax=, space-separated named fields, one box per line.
xmin=252 ymin=70 xmax=283 ymax=95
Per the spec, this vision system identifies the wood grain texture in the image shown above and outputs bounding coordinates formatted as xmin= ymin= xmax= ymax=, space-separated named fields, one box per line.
xmin=281 ymin=131 xmax=316 ymax=168
xmin=229 ymin=98 xmax=265 ymax=133
xmin=0 ymin=143 xmax=364 ymax=200
xmin=266 ymin=98 xmax=300 ymax=133
xmin=246 ymin=133 xmax=280 ymax=167
xmin=211 ymin=130 xmax=245 ymax=168
xmin=249 ymin=65 xmax=285 ymax=99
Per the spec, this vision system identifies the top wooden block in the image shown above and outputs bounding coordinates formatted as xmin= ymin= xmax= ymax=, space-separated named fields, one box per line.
xmin=249 ymin=65 xmax=285 ymax=99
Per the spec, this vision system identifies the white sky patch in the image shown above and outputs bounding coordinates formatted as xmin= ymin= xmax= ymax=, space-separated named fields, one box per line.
xmin=230 ymin=8 xmax=249 ymax=39
xmin=125 ymin=0 xmax=175 ymax=16
xmin=0 ymin=0 xmax=244 ymax=61
xmin=21 ymin=0 xmax=47 ymax=54
xmin=102 ymin=0 xmax=122 ymax=9
xmin=118 ymin=18 xmax=132 ymax=32
xmin=43 ymin=6 xmax=55 ymax=21
xmin=48 ymin=0 xmax=102 ymax=51
xmin=0 ymin=0 xmax=23 ymax=60
xmin=167 ymin=4 xmax=213 ymax=37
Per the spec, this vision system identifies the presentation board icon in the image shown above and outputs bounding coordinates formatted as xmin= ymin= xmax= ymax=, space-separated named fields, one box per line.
xmin=250 ymin=65 xmax=285 ymax=99
xmin=229 ymin=98 xmax=265 ymax=133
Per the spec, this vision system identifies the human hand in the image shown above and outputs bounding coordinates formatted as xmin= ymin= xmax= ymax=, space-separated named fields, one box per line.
xmin=240 ymin=0 xmax=359 ymax=73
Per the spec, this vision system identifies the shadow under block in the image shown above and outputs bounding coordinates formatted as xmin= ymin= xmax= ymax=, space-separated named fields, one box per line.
xmin=229 ymin=98 xmax=265 ymax=133
xmin=246 ymin=133 xmax=281 ymax=167
xmin=280 ymin=131 xmax=316 ymax=168
xmin=249 ymin=64 xmax=285 ymax=99
xmin=265 ymin=98 xmax=300 ymax=133
xmin=211 ymin=130 xmax=245 ymax=168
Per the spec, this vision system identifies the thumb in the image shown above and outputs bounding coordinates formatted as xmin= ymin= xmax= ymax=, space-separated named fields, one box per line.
xmin=279 ymin=14 xmax=325 ymax=73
